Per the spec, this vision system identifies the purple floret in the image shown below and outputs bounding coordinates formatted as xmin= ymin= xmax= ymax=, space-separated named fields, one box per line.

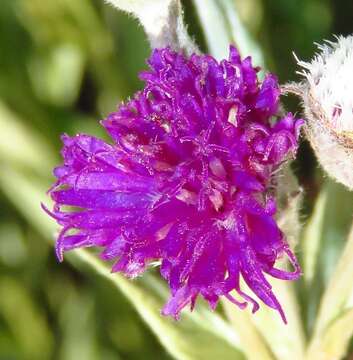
xmin=44 ymin=46 xmax=303 ymax=323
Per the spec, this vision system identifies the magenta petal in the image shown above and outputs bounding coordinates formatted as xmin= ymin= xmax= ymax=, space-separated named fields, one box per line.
xmin=161 ymin=285 xmax=196 ymax=319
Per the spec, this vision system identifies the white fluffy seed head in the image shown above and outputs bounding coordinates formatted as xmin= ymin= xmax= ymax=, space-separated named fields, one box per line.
xmin=296 ymin=35 xmax=353 ymax=190
xmin=298 ymin=35 xmax=353 ymax=133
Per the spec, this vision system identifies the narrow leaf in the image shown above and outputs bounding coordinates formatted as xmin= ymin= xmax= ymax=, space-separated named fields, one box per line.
xmin=305 ymin=181 xmax=353 ymax=343
xmin=307 ymin=308 xmax=353 ymax=360
xmin=218 ymin=0 xmax=265 ymax=67
xmin=301 ymin=186 xmax=328 ymax=286
xmin=193 ymin=0 xmax=264 ymax=67
xmin=308 ymin=222 xmax=353 ymax=348
xmin=250 ymin=279 xmax=306 ymax=360
xmin=223 ymin=299 xmax=274 ymax=360
xmin=192 ymin=0 xmax=232 ymax=60
xmin=223 ymin=275 xmax=306 ymax=360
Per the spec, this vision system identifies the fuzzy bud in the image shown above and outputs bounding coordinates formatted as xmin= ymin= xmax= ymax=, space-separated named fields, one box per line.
xmin=289 ymin=36 xmax=353 ymax=190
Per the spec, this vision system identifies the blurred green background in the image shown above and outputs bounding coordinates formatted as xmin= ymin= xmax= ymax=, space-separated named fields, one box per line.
xmin=0 ymin=0 xmax=352 ymax=359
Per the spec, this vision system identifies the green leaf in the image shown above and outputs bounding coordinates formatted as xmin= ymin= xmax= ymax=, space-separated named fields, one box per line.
xmin=307 ymin=308 xmax=353 ymax=360
xmin=302 ymin=181 xmax=353 ymax=333
xmin=28 ymin=43 xmax=85 ymax=107
xmin=192 ymin=0 xmax=232 ymax=60
xmin=0 ymin=277 xmax=53 ymax=359
xmin=223 ymin=276 xmax=306 ymax=360
xmin=58 ymin=288 xmax=103 ymax=360
xmin=300 ymin=184 xmax=329 ymax=334
xmin=222 ymin=299 xmax=275 ymax=360
xmin=301 ymin=186 xmax=328 ymax=287
xmin=251 ymin=279 xmax=306 ymax=360
xmin=0 ymin=102 xmax=56 ymax=176
xmin=305 ymin=182 xmax=353 ymax=358
xmin=193 ymin=0 xmax=264 ymax=67
xmin=307 ymin=223 xmax=353 ymax=353
xmin=316 ymin=182 xmax=353 ymax=286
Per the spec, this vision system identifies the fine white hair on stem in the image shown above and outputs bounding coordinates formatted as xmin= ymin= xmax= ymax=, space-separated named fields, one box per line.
xmin=298 ymin=35 xmax=353 ymax=133
xmin=293 ymin=35 xmax=353 ymax=190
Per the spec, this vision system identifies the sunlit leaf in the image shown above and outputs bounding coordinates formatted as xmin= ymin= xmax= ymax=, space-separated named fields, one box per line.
xmin=28 ymin=43 xmax=85 ymax=106
xmin=222 ymin=299 xmax=274 ymax=360
xmin=303 ymin=181 xmax=353 ymax=333
xmin=252 ymin=279 xmax=305 ymax=360
xmin=306 ymin=186 xmax=353 ymax=358
xmin=309 ymin=222 xmax=353 ymax=331
xmin=193 ymin=0 xmax=264 ymax=67
xmin=307 ymin=308 xmax=353 ymax=360
xmin=301 ymin=186 xmax=328 ymax=286
xmin=223 ymin=274 xmax=306 ymax=360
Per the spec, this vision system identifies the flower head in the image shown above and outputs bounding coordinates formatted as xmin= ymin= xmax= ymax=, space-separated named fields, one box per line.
xmin=44 ymin=46 xmax=302 ymax=322
xmin=295 ymin=35 xmax=353 ymax=190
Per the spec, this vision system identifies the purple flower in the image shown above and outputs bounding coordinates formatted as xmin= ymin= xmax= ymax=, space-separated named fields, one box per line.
xmin=44 ymin=46 xmax=303 ymax=323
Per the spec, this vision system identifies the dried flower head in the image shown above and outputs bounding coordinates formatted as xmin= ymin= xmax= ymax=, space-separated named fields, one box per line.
xmin=295 ymin=35 xmax=353 ymax=190
xmin=44 ymin=46 xmax=302 ymax=322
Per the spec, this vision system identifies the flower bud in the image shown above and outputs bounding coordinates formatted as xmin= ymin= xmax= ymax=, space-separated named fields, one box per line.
xmin=290 ymin=35 xmax=353 ymax=190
